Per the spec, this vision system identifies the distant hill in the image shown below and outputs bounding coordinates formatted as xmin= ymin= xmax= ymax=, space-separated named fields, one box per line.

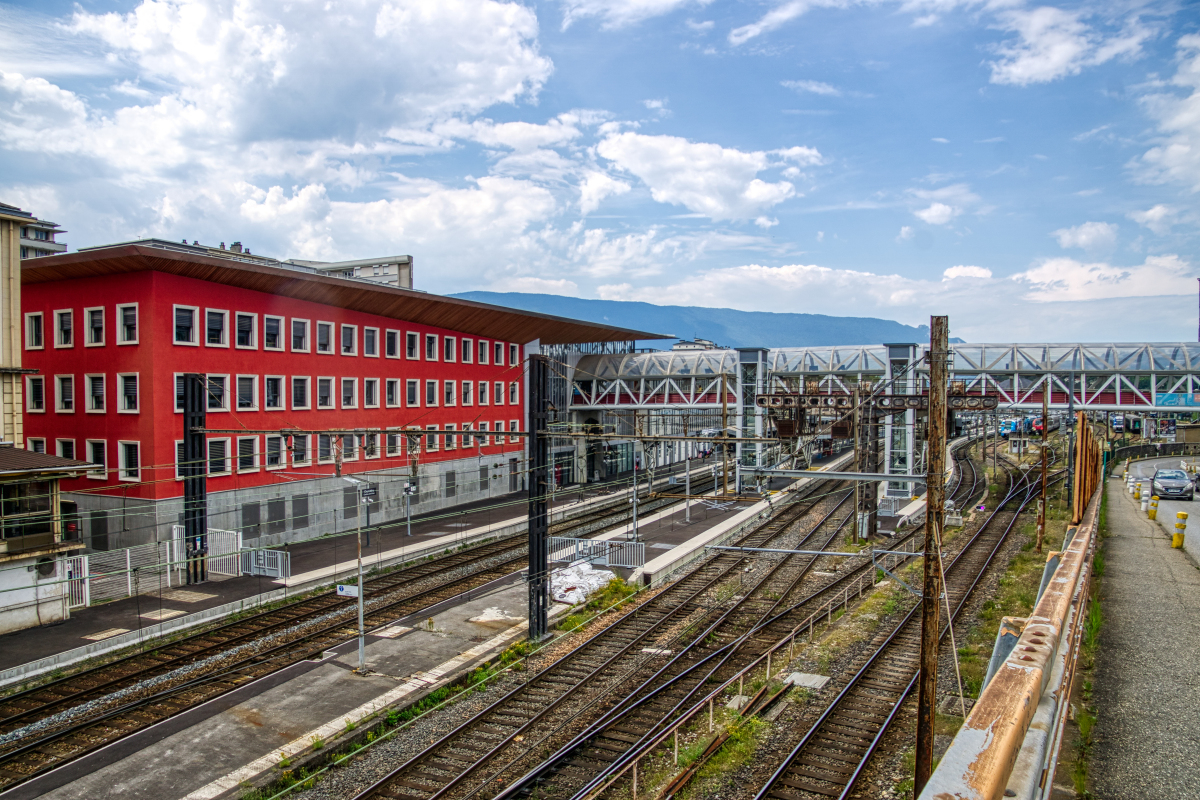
xmin=451 ymin=292 xmax=937 ymax=348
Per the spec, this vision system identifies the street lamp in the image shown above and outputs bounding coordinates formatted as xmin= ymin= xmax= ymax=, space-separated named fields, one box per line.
xmin=340 ymin=475 xmax=373 ymax=673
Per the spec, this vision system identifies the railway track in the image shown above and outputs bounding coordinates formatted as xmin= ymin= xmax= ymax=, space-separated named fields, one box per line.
xmin=0 ymin=468 xmax=721 ymax=792
xmin=347 ymin=477 xmax=858 ymax=800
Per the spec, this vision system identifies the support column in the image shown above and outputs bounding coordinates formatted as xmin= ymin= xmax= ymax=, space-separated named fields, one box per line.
xmin=527 ymin=355 xmax=551 ymax=641
xmin=182 ymin=373 xmax=208 ymax=585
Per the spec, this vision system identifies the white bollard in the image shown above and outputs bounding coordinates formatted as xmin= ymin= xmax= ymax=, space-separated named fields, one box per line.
xmin=1141 ymin=490 xmax=1151 ymax=512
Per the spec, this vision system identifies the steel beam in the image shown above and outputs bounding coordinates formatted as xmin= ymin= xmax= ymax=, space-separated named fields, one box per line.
xmin=182 ymin=373 xmax=207 ymax=585
xmin=527 ymin=355 xmax=551 ymax=642
xmin=749 ymin=468 xmax=925 ymax=484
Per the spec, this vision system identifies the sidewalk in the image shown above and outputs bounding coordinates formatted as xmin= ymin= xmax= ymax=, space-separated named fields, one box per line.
xmin=1091 ymin=474 xmax=1200 ymax=800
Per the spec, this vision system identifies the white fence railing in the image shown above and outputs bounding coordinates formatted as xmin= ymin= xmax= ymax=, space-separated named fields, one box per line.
xmin=170 ymin=526 xmax=242 ymax=579
xmin=63 ymin=555 xmax=89 ymax=609
xmin=550 ymin=537 xmax=645 ymax=568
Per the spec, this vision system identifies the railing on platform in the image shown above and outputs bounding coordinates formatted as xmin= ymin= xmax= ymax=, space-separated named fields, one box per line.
xmin=63 ymin=555 xmax=89 ymax=609
xmin=241 ymin=548 xmax=291 ymax=579
xmin=549 ymin=536 xmax=645 ymax=568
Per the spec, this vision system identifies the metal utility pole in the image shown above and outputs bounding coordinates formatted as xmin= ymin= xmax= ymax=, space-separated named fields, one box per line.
xmin=853 ymin=385 xmax=861 ymax=543
xmin=356 ymin=489 xmax=366 ymax=671
xmin=916 ymin=315 xmax=949 ymax=795
xmin=721 ymin=373 xmax=730 ymax=496
xmin=1037 ymin=390 xmax=1049 ymax=553
xmin=685 ymin=456 xmax=691 ymax=523
xmin=527 ymin=354 xmax=551 ymax=642
xmin=1067 ymin=373 xmax=1076 ymax=503
xmin=182 ymin=373 xmax=208 ymax=585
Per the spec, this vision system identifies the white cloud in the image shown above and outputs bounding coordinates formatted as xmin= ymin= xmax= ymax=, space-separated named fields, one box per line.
xmin=488 ymin=276 xmax=580 ymax=294
xmin=781 ymin=79 xmax=841 ymax=96
xmin=1134 ymin=35 xmax=1200 ymax=191
xmin=908 ymin=182 xmax=979 ymax=225
xmin=596 ymin=132 xmax=818 ymax=220
xmin=560 ymin=0 xmax=711 ymax=31
xmin=729 ymin=0 xmax=848 ymax=47
xmin=914 ymin=202 xmax=958 ymax=224
xmin=897 ymin=225 xmax=914 ymax=241
xmin=569 ymin=227 xmax=684 ymax=277
xmin=1127 ymin=204 xmax=1176 ymax=235
xmin=579 ymin=170 xmax=632 ymax=213
xmin=932 ymin=137 xmax=949 ymax=143
xmin=943 ymin=265 xmax=992 ymax=279
xmin=988 ymin=7 xmax=1149 ymax=86
xmin=686 ymin=19 xmax=714 ymax=31
xmin=1013 ymin=254 xmax=1195 ymax=302
xmin=1052 ymin=221 xmax=1117 ymax=250
xmin=755 ymin=216 xmax=779 ymax=228
xmin=434 ymin=116 xmax=583 ymax=152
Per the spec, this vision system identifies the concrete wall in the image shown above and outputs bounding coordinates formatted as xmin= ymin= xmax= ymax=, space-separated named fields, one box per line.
xmin=0 ymin=553 xmax=68 ymax=635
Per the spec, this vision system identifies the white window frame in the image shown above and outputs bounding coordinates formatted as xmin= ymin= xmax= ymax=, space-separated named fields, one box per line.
xmin=341 ymin=377 xmax=358 ymax=409
xmin=385 ymin=329 xmax=402 ymax=359
xmin=24 ymin=312 xmax=44 ymax=350
xmin=385 ymin=378 xmax=401 ymax=408
xmin=363 ymin=327 xmax=380 ymax=358
xmin=479 ymin=339 xmax=489 ymax=364
xmin=495 ymin=381 xmax=505 ymax=406
xmin=56 ymin=438 xmax=76 ymax=459
xmin=26 ymin=437 xmax=46 ymax=454
xmin=87 ymin=439 xmax=107 ymax=480
xmin=364 ymin=377 xmax=380 ymax=408
xmin=55 ymin=374 xmax=75 ymax=413
xmin=425 ymin=333 xmax=438 ymax=361
xmin=26 ymin=376 xmax=45 ymax=413
xmin=407 ymin=379 xmax=420 ymax=407
xmin=54 ymin=308 xmax=74 ymax=348
xmin=205 ymin=308 xmax=230 ymax=348
xmin=340 ymin=433 xmax=358 ymax=462
xmin=363 ymin=432 xmax=381 ymax=460
xmin=175 ymin=440 xmax=186 ymax=480
xmin=443 ymin=336 xmax=456 ymax=363
xmin=340 ymin=324 xmax=358 ymax=356
xmin=461 ymin=423 xmax=473 ymax=448
xmin=207 ymin=437 xmax=232 ymax=476
xmin=265 ymin=435 xmax=285 ymax=470
xmin=264 ymin=375 xmax=285 ymax=410
xmin=494 ymin=341 xmax=503 ymax=365
xmin=292 ymin=376 xmax=311 ymax=410
xmin=116 ymin=303 xmax=139 ymax=345
xmin=509 ymin=382 xmax=519 ymax=405
xmin=263 ymin=315 xmax=285 ymax=351
xmin=235 ymin=374 xmax=259 ymax=411
xmin=462 ymin=380 xmax=473 ymax=406
xmin=85 ymin=373 xmax=105 ymax=413
xmin=236 ymin=436 xmax=260 ymax=473
xmin=444 ymin=380 xmax=456 ymax=407
xmin=462 ymin=338 xmax=473 ymax=363
xmin=316 ymin=321 xmax=334 ymax=354
xmin=444 ymin=423 xmax=457 ymax=450
xmin=234 ymin=311 xmax=258 ymax=349
xmin=509 ymin=420 xmax=520 ymax=443
xmin=84 ymin=306 xmax=105 ymax=347
xmin=118 ymin=439 xmax=142 ymax=480
xmin=317 ymin=433 xmax=334 ymax=463
xmin=406 ymin=331 xmax=420 ymax=360
xmin=478 ymin=421 xmax=490 ymax=446
xmin=479 ymin=381 xmax=489 ymax=406
xmin=386 ymin=428 xmax=402 ymax=457
xmin=425 ymin=379 xmax=438 ymax=407
xmin=173 ymin=304 xmax=200 ymax=346
xmin=317 ymin=376 xmax=335 ymax=409
xmin=205 ymin=373 xmax=230 ymax=412
xmin=510 ymin=343 xmax=519 ymax=366
xmin=291 ymin=318 xmax=311 ymax=353
xmin=291 ymin=433 xmax=311 ymax=465
xmin=425 ymin=424 xmax=439 ymax=451
xmin=117 ymin=372 xmax=140 ymax=413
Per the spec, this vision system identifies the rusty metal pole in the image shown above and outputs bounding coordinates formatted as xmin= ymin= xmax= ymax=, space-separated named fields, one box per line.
xmin=916 ymin=315 xmax=949 ymax=796
xmin=1037 ymin=390 xmax=1048 ymax=553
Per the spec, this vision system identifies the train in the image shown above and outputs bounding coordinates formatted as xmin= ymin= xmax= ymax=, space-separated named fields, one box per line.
xmin=1000 ymin=416 xmax=1060 ymax=438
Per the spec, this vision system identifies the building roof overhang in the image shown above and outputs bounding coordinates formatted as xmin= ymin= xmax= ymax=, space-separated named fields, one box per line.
xmin=23 ymin=245 xmax=668 ymax=345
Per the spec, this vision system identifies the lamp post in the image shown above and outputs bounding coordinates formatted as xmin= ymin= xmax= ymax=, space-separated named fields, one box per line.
xmin=341 ymin=475 xmax=371 ymax=673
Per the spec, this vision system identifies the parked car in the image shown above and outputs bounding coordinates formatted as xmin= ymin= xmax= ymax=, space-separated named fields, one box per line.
xmin=1152 ymin=468 xmax=1195 ymax=501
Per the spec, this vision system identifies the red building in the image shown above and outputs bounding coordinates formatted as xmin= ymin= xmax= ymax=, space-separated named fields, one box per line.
xmin=19 ymin=241 xmax=650 ymax=550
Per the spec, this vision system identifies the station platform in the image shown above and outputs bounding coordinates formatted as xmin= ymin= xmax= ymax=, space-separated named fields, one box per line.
xmin=1091 ymin=468 xmax=1200 ymax=799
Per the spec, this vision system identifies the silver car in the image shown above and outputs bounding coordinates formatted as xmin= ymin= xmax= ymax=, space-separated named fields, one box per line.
xmin=1152 ymin=469 xmax=1195 ymax=501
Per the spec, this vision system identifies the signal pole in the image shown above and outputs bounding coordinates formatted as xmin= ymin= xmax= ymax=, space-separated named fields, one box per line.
xmin=1037 ymin=390 xmax=1048 ymax=552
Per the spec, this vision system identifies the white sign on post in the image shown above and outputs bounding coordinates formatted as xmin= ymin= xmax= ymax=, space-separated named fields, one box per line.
xmin=337 ymin=584 xmax=360 ymax=598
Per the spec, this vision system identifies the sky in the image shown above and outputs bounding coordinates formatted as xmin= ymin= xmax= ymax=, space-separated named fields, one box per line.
xmin=1 ymin=0 xmax=1198 ymax=343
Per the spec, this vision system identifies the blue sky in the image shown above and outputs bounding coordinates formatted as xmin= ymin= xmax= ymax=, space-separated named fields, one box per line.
xmin=2 ymin=0 xmax=1197 ymax=342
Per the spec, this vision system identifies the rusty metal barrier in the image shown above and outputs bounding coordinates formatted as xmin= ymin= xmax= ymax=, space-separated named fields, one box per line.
xmin=919 ymin=488 xmax=1100 ymax=800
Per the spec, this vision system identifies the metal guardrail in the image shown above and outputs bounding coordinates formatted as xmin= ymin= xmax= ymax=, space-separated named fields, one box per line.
xmin=549 ymin=536 xmax=645 ymax=568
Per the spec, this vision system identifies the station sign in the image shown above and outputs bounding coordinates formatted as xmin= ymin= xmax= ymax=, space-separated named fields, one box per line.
xmin=337 ymin=584 xmax=360 ymax=597
xmin=360 ymin=486 xmax=378 ymax=500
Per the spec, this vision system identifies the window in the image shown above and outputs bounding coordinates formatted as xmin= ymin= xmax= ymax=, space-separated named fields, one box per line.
xmin=237 ymin=437 xmax=258 ymax=472
xmin=363 ymin=433 xmax=379 ymax=458
xmin=341 ymin=434 xmax=357 ymax=460
xmin=444 ymin=380 xmax=456 ymax=406
xmin=175 ymin=441 xmax=186 ymax=480
xmin=444 ymin=423 xmax=456 ymax=449
xmin=462 ymin=381 xmax=473 ymax=406
xmin=386 ymin=379 xmax=400 ymax=407
xmin=292 ymin=434 xmax=310 ymax=464
xmin=341 ymin=324 xmax=357 ymax=355
xmin=237 ymin=376 xmax=257 ymax=409
xmin=479 ymin=381 xmax=489 ymax=405
xmin=27 ymin=438 xmax=46 ymax=454
xmin=286 ymin=375 xmax=309 ymax=409
xmin=174 ymin=306 xmax=198 ymax=344
xmin=509 ymin=382 xmax=519 ymax=405
xmin=341 ymin=378 xmax=357 ymax=408
xmin=291 ymin=319 xmax=310 ymax=352
xmin=208 ymin=439 xmax=230 ymax=475
xmin=119 ymin=441 xmax=140 ymax=479
xmin=206 ymin=375 xmax=227 ymax=410
xmin=56 ymin=439 xmax=75 ymax=459
xmin=27 ymin=377 xmax=44 ymax=412
xmin=318 ymin=434 xmax=333 ymax=462
xmin=235 ymin=313 xmax=256 ymax=348
xmin=494 ymin=342 xmax=503 ymax=365
xmin=479 ymin=339 xmax=489 ymax=364
xmin=264 ymin=316 xmax=283 ymax=350
xmin=406 ymin=332 xmax=419 ymax=359
xmin=119 ymin=373 xmax=139 ymax=412
xmin=364 ymin=378 xmax=379 ymax=407
xmin=510 ymin=420 xmax=520 ymax=443
xmin=117 ymin=304 xmax=138 ymax=344
xmin=425 ymin=425 xmax=438 ymax=451
xmin=175 ymin=374 xmax=186 ymax=411
xmin=316 ymin=322 xmax=333 ymax=353
xmin=56 ymin=375 xmax=74 ymax=412
xmin=444 ymin=336 xmax=456 ymax=362
xmin=55 ymin=310 xmax=73 ymax=347
xmin=265 ymin=436 xmax=283 ymax=468
xmin=206 ymin=309 xmax=228 ymax=346
xmin=495 ymin=381 xmax=504 ymax=405
xmin=265 ymin=376 xmax=283 ymax=409
xmin=317 ymin=378 xmax=334 ymax=408
xmin=293 ymin=494 xmax=310 ymax=527
xmin=407 ymin=379 xmax=419 ymax=406
xmin=25 ymin=313 xmax=43 ymax=349
xmin=364 ymin=327 xmax=378 ymax=357
xmin=478 ymin=421 xmax=489 ymax=446
xmin=425 ymin=334 xmax=437 ymax=361
xmin=426 ymin=380 xmax=438 ymax=406
xmin=86 ymin=307 xmax=104 ymax=346
xmin=462 ymin=338 xmax=473 ymax=363
xmin=510 ymin=344 xmax=518 ymax=366
xmin=461 ymin=424 xmax=472 ymax=448
xmin=386 ymin=330 xmax=400 ymax=358
xmin=387 ymin=430 xmax=402 ymax=456
xmin=87 ymin=440 xmax=106 ymax=480
xmin=87 ymin=375 xmax=105 ymax=412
